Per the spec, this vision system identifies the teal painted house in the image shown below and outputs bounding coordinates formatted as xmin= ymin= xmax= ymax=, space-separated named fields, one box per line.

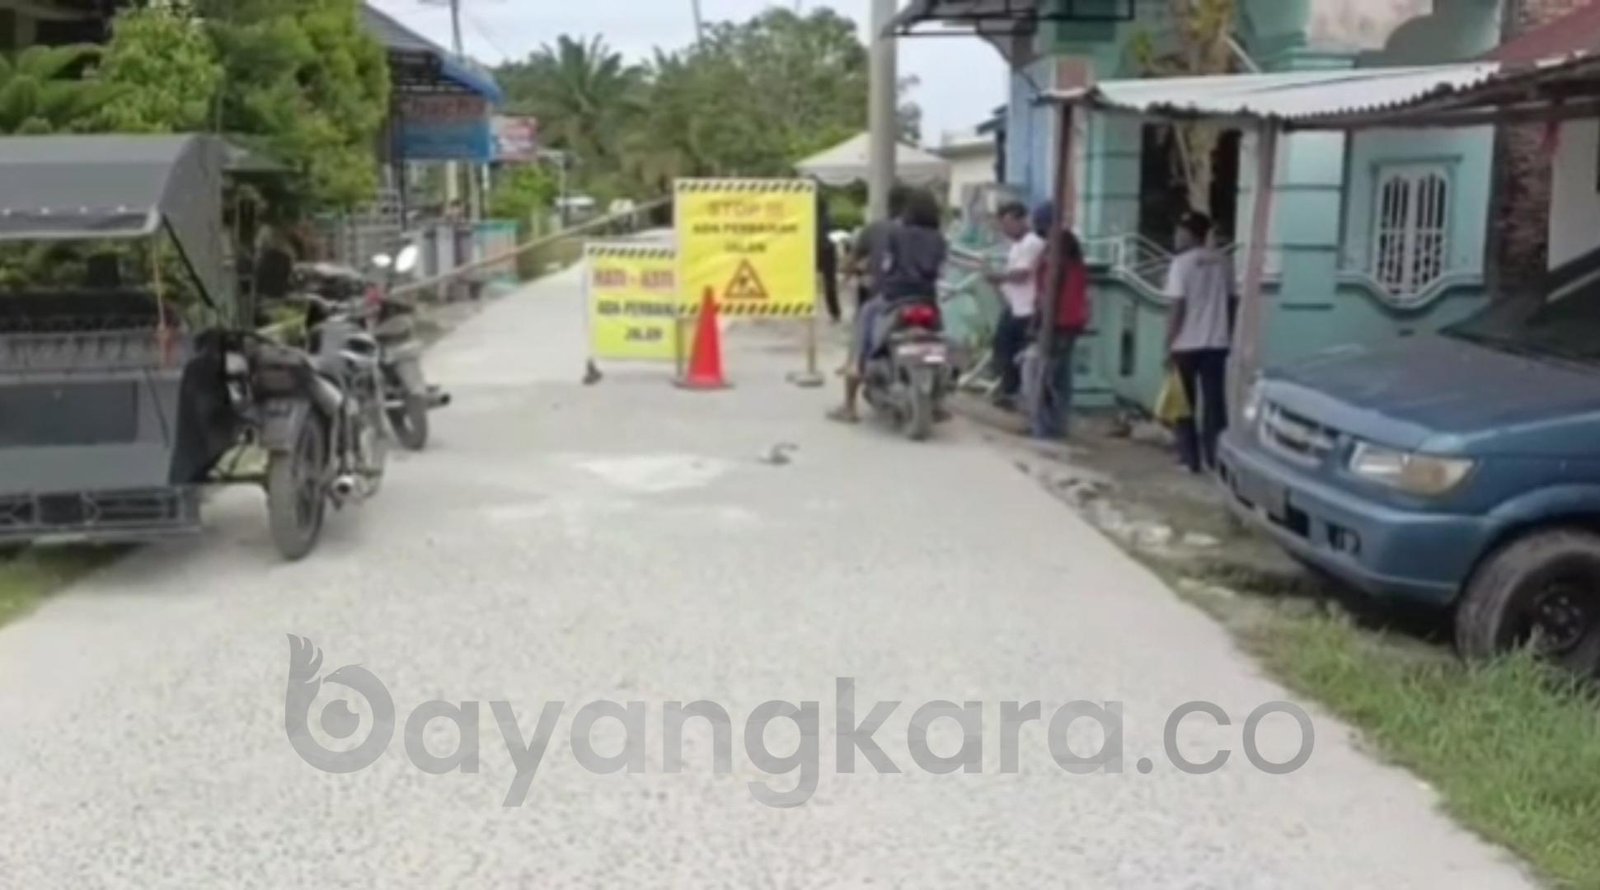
xmin=902 ymin=0 xmax=1507 ymax=410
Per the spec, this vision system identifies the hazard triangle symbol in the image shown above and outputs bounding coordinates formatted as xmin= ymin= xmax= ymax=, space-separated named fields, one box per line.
xmin=723 ymin=259 xmax=769 ymax=301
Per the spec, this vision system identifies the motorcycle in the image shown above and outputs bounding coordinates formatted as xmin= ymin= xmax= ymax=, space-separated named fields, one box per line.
xmin=248 ymin=291 xmax=390 ymax=560
xmin=295 ymin=246 xmax=449 ymax=451
xmin=367 ymin=245 xmax=449 ymax=450
xmin=861 ymin=300 xmax=955 ymax=441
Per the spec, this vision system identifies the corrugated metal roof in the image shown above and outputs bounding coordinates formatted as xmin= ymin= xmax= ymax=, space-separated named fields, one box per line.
xmin=1487 ymin=2 xmax=1600 ymax=65
xmin=361 ymin=3 xmax=503 ymax=104
xmin=1044 ymin=63 xmax=1502 ymax=124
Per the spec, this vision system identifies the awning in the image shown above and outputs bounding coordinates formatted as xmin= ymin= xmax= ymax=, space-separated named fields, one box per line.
xmin=362 ymin=3 xmax=503 ymax=104
xmin=0 ymin=134 xmax=233 ymax=307
xmin=1041 ymin=63 xmax=1502 ymax=126
xmin=885 ymin=0 xmax=1136 ymax=38
xmin=794 ymin=133 xmax=951 ymax=187
xmin=1043 ymin=55 xmax=1600 ymax=131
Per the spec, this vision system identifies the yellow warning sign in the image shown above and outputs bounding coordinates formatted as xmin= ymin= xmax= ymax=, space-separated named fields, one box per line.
xmin=675 ymin=178 xmax=816 ymax=317
xmin=724 ymin=259 xmax=768 ymax=302
xmin=584 ymin=243 xmax=690 ymax=362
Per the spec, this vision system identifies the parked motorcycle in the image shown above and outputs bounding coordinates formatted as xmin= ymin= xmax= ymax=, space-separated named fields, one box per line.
xmin=294 ymin=246 xmax=449 ymax=451
xmin=367 ymin=245 xmax=449 ymax=450
xmin=248 ymin=293 xmax=390 ymax=560
xmin=861 ymin=300 xmax=954 ymax=441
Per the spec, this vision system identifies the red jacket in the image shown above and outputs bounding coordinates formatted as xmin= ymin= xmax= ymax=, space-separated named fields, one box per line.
xmin=1038 ymin=260 xmax=1089 ymax=333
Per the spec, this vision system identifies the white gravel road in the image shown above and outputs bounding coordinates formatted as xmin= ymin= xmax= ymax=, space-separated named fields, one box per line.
xmin=0 ymin=265 xmax=1535 ymax=888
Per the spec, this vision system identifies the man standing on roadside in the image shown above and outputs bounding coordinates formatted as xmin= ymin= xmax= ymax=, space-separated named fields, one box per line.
xmin=1164 ymin=210 xmax=1235 ymax=473
xmin=986 ymin=201 xmax=1047 ymax=408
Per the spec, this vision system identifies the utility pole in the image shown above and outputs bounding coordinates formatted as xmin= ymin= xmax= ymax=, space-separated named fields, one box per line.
xmin=867 ymin=0 xmax=898 ymax=222
xmin=449 ymin=0 xmax=464 ymax=58
xmin=690 ymin=0 xmax=705 ymax=43
xmin=443 ymin=0 xmax=478 ymax=220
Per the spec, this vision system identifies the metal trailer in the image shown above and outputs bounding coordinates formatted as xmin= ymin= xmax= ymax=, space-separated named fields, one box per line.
xmin=0 ymin=134 xmax=247 ymax=545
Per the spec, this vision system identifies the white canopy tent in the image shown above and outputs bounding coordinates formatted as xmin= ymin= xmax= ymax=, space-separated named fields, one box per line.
xmin=795 ymin=132 xmax=950 ymax=187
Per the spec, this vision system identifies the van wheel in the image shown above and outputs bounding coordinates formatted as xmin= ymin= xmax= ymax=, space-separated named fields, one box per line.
xmin=1456 ymin=529 xmax=1600 ymax=676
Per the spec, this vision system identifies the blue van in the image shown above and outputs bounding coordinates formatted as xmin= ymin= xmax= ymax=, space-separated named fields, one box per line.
xmin=1217 ymin=294 xmax=1600 ymax=674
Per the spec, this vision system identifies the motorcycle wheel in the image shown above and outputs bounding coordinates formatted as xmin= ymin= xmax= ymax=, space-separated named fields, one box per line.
xmin=267 ymin=412 xmax=327 ymax=561
xmin=388 ymin=395 xmax=430 ymax=451
xmin=905 ymin=381 xmax=934 ymax=442
xmin=363 ymin=400 xmax=390 ymax=495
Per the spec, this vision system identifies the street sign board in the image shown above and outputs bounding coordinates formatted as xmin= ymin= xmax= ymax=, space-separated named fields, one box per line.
xmin=674 ymin=178 xmax=817 ymax=318
xmin=585 ymin=243 xmax=688 ymax=362
xmin=397 ymin=94 xmax=492 ymax=162
xmin=492 ymin=116 xmax=539 ymax=163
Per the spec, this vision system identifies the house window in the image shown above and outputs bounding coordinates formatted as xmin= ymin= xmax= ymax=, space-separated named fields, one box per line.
xmin=1372 ymin=164 xmax=1450 ymax=297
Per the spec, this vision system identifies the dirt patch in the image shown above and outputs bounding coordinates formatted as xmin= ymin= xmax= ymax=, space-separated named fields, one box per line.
xmin=950 ymin=393 xmax=1452 ymax=641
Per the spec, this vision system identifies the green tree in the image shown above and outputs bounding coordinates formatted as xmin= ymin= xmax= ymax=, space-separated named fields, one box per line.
xmin=199 ymin=0 xmax=390 ymax=211
xmin=488 ymin=165 xmax=557 ymax=225
xmin=0 ymin=45 xmax=122 ymax=134
xmin=494 ymin=7 xmax=918 ymax=198
xmin=689 ymin=9 xmax=870 ymax=174
xmin=499 ymin=35 xmax=643 ymax=173
xmin=92 ymin=3 xmax=223 ymax=133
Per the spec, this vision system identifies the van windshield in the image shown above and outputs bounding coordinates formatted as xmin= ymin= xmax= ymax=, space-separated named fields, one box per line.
xmin=1442 ymin=290 xmax=1600 ymax=365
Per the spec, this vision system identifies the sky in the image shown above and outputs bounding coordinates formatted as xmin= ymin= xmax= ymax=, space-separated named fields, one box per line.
xmin=369 ymin=0 xmax=1006 ymax=145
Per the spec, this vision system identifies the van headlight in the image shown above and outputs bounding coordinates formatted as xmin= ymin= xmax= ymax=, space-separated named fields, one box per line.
xmin=1348 ymin=442 xmax=1475 ymax=496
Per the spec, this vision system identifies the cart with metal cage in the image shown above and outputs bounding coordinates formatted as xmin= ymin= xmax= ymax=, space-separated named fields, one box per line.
xmin=0 ymin=134 xmax=348 ymax=558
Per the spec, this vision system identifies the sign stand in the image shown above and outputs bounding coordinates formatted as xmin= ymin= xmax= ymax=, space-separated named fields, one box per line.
xmin=673 ymin=313 xmax=688 ymax=383
xmin=787 ymin=307 xmax=825 ymax=388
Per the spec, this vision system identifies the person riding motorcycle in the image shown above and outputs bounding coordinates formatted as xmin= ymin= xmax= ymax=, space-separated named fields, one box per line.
xmin=830 ymin=189 xmax=947 ymax=424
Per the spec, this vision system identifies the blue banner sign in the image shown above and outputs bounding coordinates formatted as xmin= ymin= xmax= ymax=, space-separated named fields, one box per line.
xmin=398 ymin=94 xmax=492 ymax=162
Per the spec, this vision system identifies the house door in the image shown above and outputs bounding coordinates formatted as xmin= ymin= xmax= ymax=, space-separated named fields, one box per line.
xmin=1138 ymin=125 xmax=1242 ymax=249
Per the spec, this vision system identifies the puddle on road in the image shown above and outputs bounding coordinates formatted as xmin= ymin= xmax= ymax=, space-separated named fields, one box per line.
xmin=573 ymin=454 xmax=730 ymax=494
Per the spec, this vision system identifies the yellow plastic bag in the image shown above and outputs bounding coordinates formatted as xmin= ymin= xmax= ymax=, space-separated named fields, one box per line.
xmin=1154 ymin=370 xmax=1192 ymax=425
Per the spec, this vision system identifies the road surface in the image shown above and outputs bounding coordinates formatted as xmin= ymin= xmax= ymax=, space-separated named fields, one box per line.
xmin=0 ymin=266 xmax=1533 ymax=888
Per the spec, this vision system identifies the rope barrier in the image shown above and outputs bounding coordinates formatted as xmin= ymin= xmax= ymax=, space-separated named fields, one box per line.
xmin=389 ymin=197 xmax=672 ymax=300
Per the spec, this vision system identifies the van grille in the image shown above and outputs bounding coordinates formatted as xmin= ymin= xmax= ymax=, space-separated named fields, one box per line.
xmin=1259 ymin=402 xmax=1339 ymax=463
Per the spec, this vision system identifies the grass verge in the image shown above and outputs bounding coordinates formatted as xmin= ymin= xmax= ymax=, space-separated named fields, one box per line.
xmin=1240 ymin=606 xmax=1600 ymax=888
xmin=0 ymin=547 xmax=124 ymax=629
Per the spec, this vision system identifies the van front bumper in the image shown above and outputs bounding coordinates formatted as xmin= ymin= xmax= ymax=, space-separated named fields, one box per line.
xmin=1216 ymin=432 xmax=1492 ymax=604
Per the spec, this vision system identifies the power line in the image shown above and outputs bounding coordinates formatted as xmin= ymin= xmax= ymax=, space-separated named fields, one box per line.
xmin=464 ymin=10 xmax=513 ymax=62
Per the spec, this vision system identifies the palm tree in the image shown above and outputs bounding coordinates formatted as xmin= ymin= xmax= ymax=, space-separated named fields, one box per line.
xmin=500 ymin=35 xmax=643 ymax=173
xmin=0 ymin=44 xmax=121 ymax=134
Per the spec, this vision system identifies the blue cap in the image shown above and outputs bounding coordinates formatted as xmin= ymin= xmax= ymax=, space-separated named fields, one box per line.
xmin=1031 ymin=201 xmax=1055 ymax=236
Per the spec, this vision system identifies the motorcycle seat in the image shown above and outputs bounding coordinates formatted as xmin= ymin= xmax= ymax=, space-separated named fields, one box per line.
xmin=311 ymin=353 xmax=348 ymax=382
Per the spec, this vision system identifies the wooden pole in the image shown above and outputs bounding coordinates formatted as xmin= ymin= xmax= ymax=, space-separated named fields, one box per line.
xmin=1033 ymin=101 xmax=1076 ymax=400
xmin=1231 ymin=123 xmax=1279 ymax=423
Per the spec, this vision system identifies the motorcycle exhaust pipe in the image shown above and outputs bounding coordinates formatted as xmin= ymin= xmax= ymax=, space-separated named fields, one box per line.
xmin=332 ymin=475 xmax=359 ymax=500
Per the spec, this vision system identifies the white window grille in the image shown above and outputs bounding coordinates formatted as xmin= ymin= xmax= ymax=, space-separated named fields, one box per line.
xmin=1372 ymin=164 xmax=1450 ymax=297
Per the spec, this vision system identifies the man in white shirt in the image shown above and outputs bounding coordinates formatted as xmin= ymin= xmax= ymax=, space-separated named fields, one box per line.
xmin=1163 ymin=210 xmax=1235 ymax=473
xmin=985 ymin=201 xmax=1047 ymax=406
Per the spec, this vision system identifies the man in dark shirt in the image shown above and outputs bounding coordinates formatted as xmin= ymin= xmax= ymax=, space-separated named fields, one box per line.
xmin=830 ymin=189 xmax=947 ymax=423
xmin=848 ymin=186 xmax=910 ymax=310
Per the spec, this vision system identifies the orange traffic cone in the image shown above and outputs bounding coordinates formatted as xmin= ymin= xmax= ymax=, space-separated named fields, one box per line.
xmin=678 ymin=287 xmax=729 ymax=390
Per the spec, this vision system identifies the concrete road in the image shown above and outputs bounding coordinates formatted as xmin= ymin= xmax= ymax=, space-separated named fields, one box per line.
xmin=0 ymin=267 xmax=1532 ymax=889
